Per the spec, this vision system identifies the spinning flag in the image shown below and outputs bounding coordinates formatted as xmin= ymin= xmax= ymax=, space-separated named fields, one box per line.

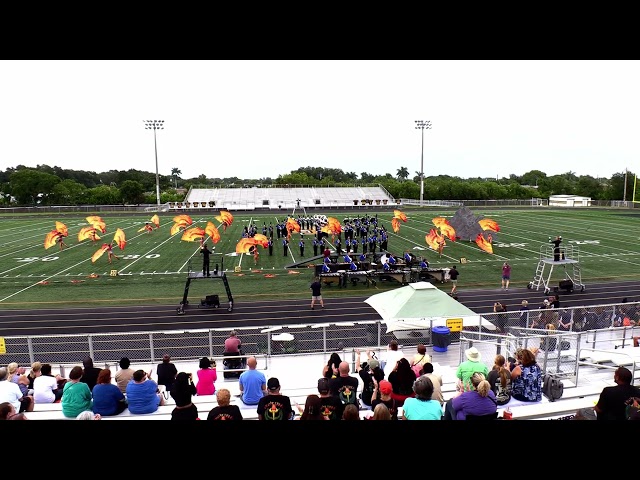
xmin=478 ymin=218 xmax=500 ymax=232
xmin=252 ymin=233 xmax=270 ymax=248
xmin=321 ymin=217 xmax=342 ymax=236
xmin=113 ymin=228 xmax=127 ymax=250
xmin=432 ymin=217 xmax=457 ymax=241
xmin=425 ymin=228 xmax=445 ymax=252
xmin=236 ymin=237 xmax=262 ymax=254
xmin=215 ymin=211 xmax=234 ymax=231
xmin=181 ymin=227 xmax=206 ymax=242
xmin=55 ymin=221 xmax=68 ymax=237
xmin=78 ymin=226 xmax=100 ymax=242
xmin=86 ymin=216 xmax=107 ymax=233
xmin=393 ymin=209 xmax=408 ymax=222
xmin=286 ymin=217 xmax=301 ymax=235
xmin=91 ymin=243 xmax=111 ymax=263
xmin=205 ymin=221 xmax=221 ymax=244
xmin=475 ymin=233 xmax=494 ymax=254
xmin=173 ymin=214 xmax=193 ymax=225
xmin=44 ymin=230 xmax=63 ymax=249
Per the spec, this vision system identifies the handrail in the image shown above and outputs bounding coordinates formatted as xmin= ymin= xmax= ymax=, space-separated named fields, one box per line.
xmin=576 ymin=347 xmax=637 ymax=385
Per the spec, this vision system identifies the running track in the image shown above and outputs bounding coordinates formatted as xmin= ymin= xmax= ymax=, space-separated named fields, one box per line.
xmin=0 ymin=280 xmax=637 ymax=337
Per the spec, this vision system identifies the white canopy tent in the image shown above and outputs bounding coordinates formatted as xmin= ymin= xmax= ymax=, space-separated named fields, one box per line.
xmin=364 ymin=282 xmax=496 ymax=333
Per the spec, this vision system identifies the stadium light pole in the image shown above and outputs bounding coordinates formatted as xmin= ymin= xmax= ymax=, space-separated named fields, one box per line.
xmin=144 ymin=120 xmax=165 ymax=206
xmin=414 ymin=120 xmax=432 ymax=205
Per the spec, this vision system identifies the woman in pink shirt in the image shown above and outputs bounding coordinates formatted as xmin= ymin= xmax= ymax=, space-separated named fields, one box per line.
xmin=196 ymin=357 xmax=217 ymax=396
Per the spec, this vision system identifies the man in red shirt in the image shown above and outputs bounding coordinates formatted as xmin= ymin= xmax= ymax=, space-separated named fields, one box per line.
xmin=501 ymin=262 xmax=511 ymax=290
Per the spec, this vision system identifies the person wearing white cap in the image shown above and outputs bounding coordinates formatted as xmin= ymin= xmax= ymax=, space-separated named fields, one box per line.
xmin=455 ymin=346 xmax=489 ymax=392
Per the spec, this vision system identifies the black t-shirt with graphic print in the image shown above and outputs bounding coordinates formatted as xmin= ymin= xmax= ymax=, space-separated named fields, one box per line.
xmin=257 ymin=393 xmax=294 ymax=420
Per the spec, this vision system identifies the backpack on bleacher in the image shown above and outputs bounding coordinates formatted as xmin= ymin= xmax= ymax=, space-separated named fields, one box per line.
xmin=542 ymin=374 xmax=564 ymax=402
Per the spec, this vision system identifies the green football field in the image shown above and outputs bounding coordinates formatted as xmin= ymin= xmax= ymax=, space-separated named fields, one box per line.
xmin=1 ymin=207 xmax=639 ymax=309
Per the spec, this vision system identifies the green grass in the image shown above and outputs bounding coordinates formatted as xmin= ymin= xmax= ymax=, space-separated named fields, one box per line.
xmin=1 ymin=207 xmax=639 ymax=309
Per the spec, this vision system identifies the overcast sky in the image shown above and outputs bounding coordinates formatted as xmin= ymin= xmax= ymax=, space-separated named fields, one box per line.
xmin=1 ymin=60 xmax=638 ymax=182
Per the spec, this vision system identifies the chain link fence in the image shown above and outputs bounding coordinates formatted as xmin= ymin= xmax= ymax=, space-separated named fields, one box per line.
xmin=2 ymin=301 xmax=639 ymax=386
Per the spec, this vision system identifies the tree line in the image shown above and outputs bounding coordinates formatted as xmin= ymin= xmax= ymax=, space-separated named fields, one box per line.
xmin=0 ymin=164 xmax=634 ymax=206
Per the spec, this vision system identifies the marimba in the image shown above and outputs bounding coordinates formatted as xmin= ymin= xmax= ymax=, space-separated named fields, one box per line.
xmin=343 ymin=269 xmax=376 ymax=287
xmin=371 ymin=269 xmax=411 ymax=285
xmin=410 ymin=267 xmax=448 ymax=283
xmin=319 ymin=272 xmax=343 ymax=287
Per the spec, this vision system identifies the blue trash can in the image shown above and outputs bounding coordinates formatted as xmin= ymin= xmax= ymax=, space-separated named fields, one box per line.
xmin=432 ymin=326 xmax=451 ymax=352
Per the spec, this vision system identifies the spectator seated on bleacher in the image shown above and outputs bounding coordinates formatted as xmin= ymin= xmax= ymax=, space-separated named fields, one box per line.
xmin=510 ymin=348 xmax=543 ymax=403
xmin=355 ymin=349 xmax=384 ymax=408
xmin=126 ymin=369 xmax=165 ymax=415
xmin=170 ymin=372 xmax=199 ymax=421
xmin=7 ymin=363 xmax=29 ymax=398
xmin=443 ymin=372 xmax=498 ymax=420
xmin=590 ymin=366 xmax=640 ymax=421
xmin=207 ymin=388 xmax=243 ymax=421
xmin=92 ymin=368 xmax=127 ymax=417
xmin=196 ymin=357 xmax=217 ymax=396
xmin=410 ymin=344 xmax=431 ymax=377
xmin=456 ymin=347 xmax=489 ymax=392
xmin=295 ymin=394 xmax=327 ymax=421
xmin=62 ymin=366 xmax=93 ymax=418
xmin=115 ymin=357 xmax=134 ymax=394
xmin=329 ymin=361 xmax=360 ymax=417
xmin=80 ymin=357 xmax=101 ymax=392
xmin=0 ymin=401 xmax=17 ymax=420
xmin=539 ymin=324 xmax=558 ymax=352
xmin=401 ymin=376 xmax=443 ymax=420
xmin=370 ymin=380 xmax=399 ymax=420
xmin=486 ymin=355 xmax=512 ymax=406
xmin=0 ymin=367 xmax=34 ymax=414
xmin=33 ymin=363 xmax=64 ymax=404
xmin=317 ymin=377 xmax=342 ymax=420
xmin=387 ymin=358 xmax=416 ymax=406
xmin=257 ymin=377 xmax=294 ymax=420
xmin=238 ymin=356 xmax=267 ymax=406
xmin=421 ymin=363 xmax=444 ymax=406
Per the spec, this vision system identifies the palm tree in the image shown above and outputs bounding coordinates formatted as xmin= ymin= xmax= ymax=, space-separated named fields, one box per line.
xmin=171 ymin=167 xmax=182 ymax=189
xmin=396 ymin=166 xmax=409 ymax=181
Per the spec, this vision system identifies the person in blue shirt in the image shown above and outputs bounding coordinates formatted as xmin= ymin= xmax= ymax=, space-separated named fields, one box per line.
xmin=126 ymin=369 xmax=165 ymax=415
xmin=92 ymin=368 xmax=127 ymax=416
xmin=239 ymin=356 xmax=267 ymax=405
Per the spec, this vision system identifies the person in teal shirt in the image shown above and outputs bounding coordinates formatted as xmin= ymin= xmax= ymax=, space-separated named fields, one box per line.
xmin=61 ymin=366 xmax=93 ymax=418
xmin=401 ymin=376 xmax=443 ymax=420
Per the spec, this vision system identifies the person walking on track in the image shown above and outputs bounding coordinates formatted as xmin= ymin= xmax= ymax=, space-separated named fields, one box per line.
xmin=449 ymin=265 xmax=459 ymax=295
xmin=310 ymin=276 xmax=324 ymax=310
xmin=501 ymin=262 xmax=511 ymax=290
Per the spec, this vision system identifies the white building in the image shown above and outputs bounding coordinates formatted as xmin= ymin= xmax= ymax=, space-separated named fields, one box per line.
xmin=549 ymin=194 xmax=592 ymax=207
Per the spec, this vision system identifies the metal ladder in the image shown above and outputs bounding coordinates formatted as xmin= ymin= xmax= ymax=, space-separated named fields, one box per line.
xmin=571 ymin=262 xmax=582 ymax=289
xmin=531 ymin=260 xmax=545 ymax=290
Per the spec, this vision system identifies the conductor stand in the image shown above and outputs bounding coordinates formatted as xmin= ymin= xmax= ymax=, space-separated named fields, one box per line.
xmin=291 ymin=198 xmax=306 ymax=217
xmin=176 ymin=254 xmax=234 ymax=314
xmin=528 ymin=243 xmax=585 ymax=295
